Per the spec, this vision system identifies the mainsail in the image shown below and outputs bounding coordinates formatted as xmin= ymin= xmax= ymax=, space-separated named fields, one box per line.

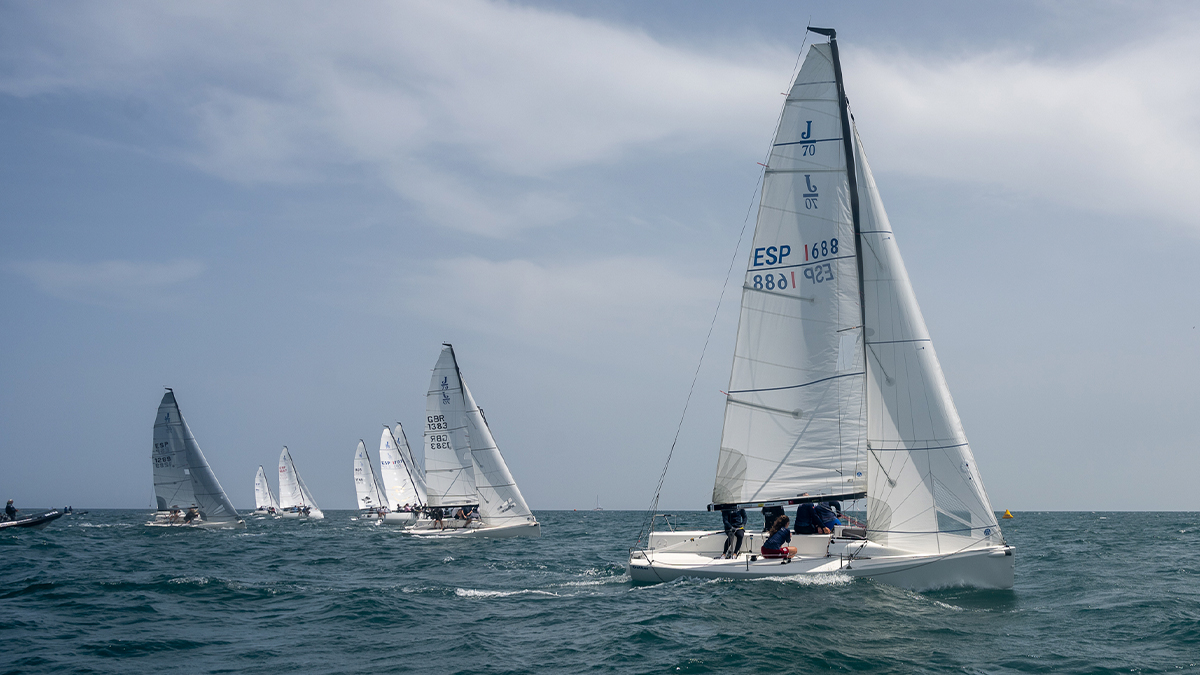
xmin=379 ymin=425 xmax=425 ymax=508
xmin=711 ymin=39 xmax=1001 ymax=553
xmin=423 ymin=346 xmax=476 ymax=507
xmin=713 ymin=41 xmax=866 ymax=507
xmin=353 ymin=439 xmax=387 ymax=510
xmin=254 ymin=465 xmax=279 ymax=511
xmin=278 ymin=446 xmax=322 ymax=516
xmin=151 ymin=390 xmax=240 ymax=524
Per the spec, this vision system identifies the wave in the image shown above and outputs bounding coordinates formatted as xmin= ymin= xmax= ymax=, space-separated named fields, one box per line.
xmin=454 ymin=588 xmax=561 ymax=599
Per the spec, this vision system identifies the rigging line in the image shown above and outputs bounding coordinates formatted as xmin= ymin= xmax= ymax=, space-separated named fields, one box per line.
xmin=634 ymin=32 xmax=812 ymax=552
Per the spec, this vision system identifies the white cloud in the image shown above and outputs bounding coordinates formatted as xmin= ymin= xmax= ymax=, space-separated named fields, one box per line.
xmin=7 ymin=259 xmax=205 ymax=309
xmin=399 ymin=255 xmax=719 ymax=354
xmin=846 ymin=28 xmax=1200 ymax=225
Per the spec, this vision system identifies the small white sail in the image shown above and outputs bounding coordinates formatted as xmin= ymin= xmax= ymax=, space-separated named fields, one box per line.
xmin=423 ymin=346 xmax=476 ymax=507
xmin=379 ymin=426 xmax=424 ymax=509
xmin=151 ymin=390 xmax=241 ymax=525
xmin=353 ymin=439 xmax=387 ymax=510
xmin=278 ymin=446 xmax=324 ymax=519
xmin=461 ymin=379 xmax=535 ymax=527
xmin=254 ymin=465 xmax=279 ymax=511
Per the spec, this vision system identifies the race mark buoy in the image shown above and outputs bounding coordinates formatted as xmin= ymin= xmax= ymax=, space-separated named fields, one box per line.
xmin=1002 ymin=509 xmax=1014 ymax=519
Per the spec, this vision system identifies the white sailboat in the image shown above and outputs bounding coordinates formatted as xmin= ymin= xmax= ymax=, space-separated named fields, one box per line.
xmin=628 ymin=28 xmax=1013 ymax=590
xmin=353 ymin=439 xmax=388 ymax=519
xmin=253 ymin=465 xmax=279 ymax=516
xmin=278 ymin=446 xmax=324 ymax=519
xmin=148 ymin=389 xmax=245 ymax=528
xmin=402 ymin=344 xmax=540 ymax=538
xmin=376 ymin=425 xmax=426 ymax=524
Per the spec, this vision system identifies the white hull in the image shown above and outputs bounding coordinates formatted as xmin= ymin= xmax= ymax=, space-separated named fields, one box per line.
xmin=279 ymin=510 xmax=324 ymax=520
xmin=402 ymin=520 xmax=541 ymax=539
xmin=627 ymin=530 xmax=1013 ymax=591
xmin=145 ymin=513 xmax=246 ymax=529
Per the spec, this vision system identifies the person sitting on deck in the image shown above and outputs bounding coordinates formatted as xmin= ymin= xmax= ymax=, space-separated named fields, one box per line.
xmin=453 ymin=507 xmax=469 ymax=523
xmin=761 ymin=515 xmax=797 ymax=559
xmin=184 ymin=506 xmax=198 ymax=524
xmin=432 ymin=507 xmax=445 ymax=530
xmin=721 ymin=508 xmax=747 ymax=559
xmin=794 ymin=503 xmax=829 ymax=535
xmin=815 ymin=501 xmax=842 ymax=532
xmin=761 ymin=505 xmax=785 ymax=532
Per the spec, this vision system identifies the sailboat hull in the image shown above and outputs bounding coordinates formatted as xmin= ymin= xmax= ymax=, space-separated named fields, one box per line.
xmin=402 ymin=520 xmax=541 ymax=539
xmin=144 ymin=512 xmax=246 ymax=529
xmin=279 ymin=510 xmax=323 ymax=520
xmin=627 ymin=530 xmax=1013 ymax=591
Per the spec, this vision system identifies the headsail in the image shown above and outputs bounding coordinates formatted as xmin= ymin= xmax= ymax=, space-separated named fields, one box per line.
xmin=352 ymin=439 xmax=387 ymax=510
xmin=379 ymin=425 xmax=425 ymax=508
xmin=712 ymin=41 xmax=866 ymax=508
xmin=151 ymin=390 xmax=240 ymax=524
xmin=461 ymin=375 xmax=534 ymax=527
xmin=423 ymin=346 xmax=477 ymax=507
xmin=254 ymin=465 xmax=278 ymax=510
xmin=854 ymin=130 xmax=1001 ymax=553
xmin=278 ymin=446 xmax=323 ymax=517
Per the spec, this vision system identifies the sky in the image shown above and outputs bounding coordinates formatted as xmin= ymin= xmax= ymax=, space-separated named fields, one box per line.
xmin=2 ymin=1 xmax=1198 ymax=513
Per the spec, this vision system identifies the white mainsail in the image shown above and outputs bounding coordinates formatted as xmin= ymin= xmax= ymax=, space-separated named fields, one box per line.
xmin=379 ymin=425 xmax=424 ymax=508
xmin=423 ymin=346 xmax=476 ymax=507
xmin=710 ymin=40 xmax=1000 ymax=551
xmin=352 ymin=439 xmax=387 ymax=510
xmin=151 ymin=390 xmax=240 ymax=524
xmin=278 ymin=446 xmax=323 ymax=518
xmin=713 ymin=41 xmax=866 ymax=507
xmin=461 ymin=378 xmax=535 ymax=527
xmin=254 ymin=465 xmax=279 ymax=511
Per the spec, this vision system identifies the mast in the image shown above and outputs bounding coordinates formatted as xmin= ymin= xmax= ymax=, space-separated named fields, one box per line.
xmin=809 ymin=26 xmax=868 ymax=386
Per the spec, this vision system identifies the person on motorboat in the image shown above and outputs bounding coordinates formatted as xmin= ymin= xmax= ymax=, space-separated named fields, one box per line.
xmin=761 ymin=515 xmax=796 ymax=559
xmin=5 ymin=499 xmax=17 ymax=521
xmin=721 ymin=507 xmax=747 ymax=559
xmin=760 ymin=505 xmax=784 ymax=532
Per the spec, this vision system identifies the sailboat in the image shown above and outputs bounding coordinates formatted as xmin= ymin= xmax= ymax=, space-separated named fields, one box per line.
xmin=402 ymin=344 xmax=540 ymax=538
xmin=147 ymin=389 xmax=245 ymax=528
xmin=254 ymin=465 xmax=279 ymax=516
xmin=277 ymin=446 xmax=324 ymax=519
xmin=352 ymin=439 xmax=388 ymax=519
xmin=376 ymin=424 xmax=426 ymax=524
xmin=627 ymin=28 xmax=1013 ymax=590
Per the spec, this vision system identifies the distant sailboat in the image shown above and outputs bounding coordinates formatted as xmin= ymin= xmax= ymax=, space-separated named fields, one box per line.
xmin=278 ymin=446 xmax=324 ymax=519
xmin=352 ymin=439 xmax=388 ymax=518
xmin=376 ymin=425 xmax=426 ymax=524
xmin=148 ymin=389 xmax=244 ymax=528
xmin=627 ymin=28 xmax=1012 ymax=590
xmin=403 ymin=344 xmax=539 ymax=538
xmin=254 ymin=465 xmax=279 ymax=516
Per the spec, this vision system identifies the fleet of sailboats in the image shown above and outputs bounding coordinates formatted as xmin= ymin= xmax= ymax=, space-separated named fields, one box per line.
xmin=626 ymin=28 xmax=1012 ymax=591
xmin=135 ymin=30 xmax=1011 ymax=593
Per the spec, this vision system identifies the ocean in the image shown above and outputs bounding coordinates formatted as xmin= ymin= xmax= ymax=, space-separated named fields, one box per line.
xmin=2 ymin=510 xmax=1197 ymax=674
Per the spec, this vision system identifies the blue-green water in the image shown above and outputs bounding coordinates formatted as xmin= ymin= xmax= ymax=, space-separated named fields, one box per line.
xmin=2 ymin=510 xmax=1198 ymax=674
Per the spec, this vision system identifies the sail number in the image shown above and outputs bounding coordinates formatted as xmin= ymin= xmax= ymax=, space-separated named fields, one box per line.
xmin=426 ymin=414 xmax=447 ymax=431
xmin=153 ymin=456 xmax=173 ymax=468
xmin=808 ymin=238 xmax=838 ymax=260
xmin=428 ymin=434 xmax=452 ymax=451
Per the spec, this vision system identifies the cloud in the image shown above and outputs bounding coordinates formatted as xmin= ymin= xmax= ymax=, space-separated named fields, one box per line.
xmin=845 ymin=28 xmax=1200 ymax=226
xmin=398 ymin=255 xmax=720 ymax=354
xmin=7 ymin=259 xmax=205 ymax=309
xmin=0 ymin=1 xmax=787 ymax=236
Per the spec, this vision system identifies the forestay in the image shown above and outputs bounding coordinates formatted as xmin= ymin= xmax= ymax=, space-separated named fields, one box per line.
xmin=853 ymin=129 xmax=1001 ymax=553
xmin=713 ymin=42 xmax=866 ymax=507
xmin=423 ymin=346 xmax=476 ymax=507
xmin=151 ymin=390 xmax=240 ymax=524
xmin=353 ymin=439 xmax=387 ymax=510
xmin=380 ymin=426 xmax=425 ymax=508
